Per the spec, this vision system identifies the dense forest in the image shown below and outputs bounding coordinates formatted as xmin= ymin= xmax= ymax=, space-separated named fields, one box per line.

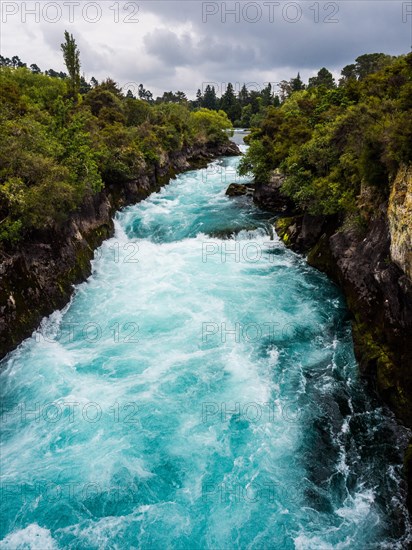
xmin=0 ymin=52 xmax=278 ymax=126
xmin=0 ymin=34 xmax=233 ymax=248
xmin=239 ymin=53 xmax=412 ymax=219
xmin=2 ymin=40 xmax=411 ymax=247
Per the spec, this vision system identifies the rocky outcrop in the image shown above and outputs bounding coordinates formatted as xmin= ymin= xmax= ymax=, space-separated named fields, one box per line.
xmin=309 ymin=208 xmax=412 ymax=513
xmin=272 ymin=165 xmax=412 ymax=512
xmin=0 ymin=140 xmax=240 ymax=360
xmin=388 ymin=164 xmax=412 ymax=281
xmin=313 ymin=213 xmax=411 ymax=418
xmin=225 ymin=183 xmax=255 ymax=197
xmin=275 ymin=205 xmax=412 ymax=426
xmin=275 ymin=213 xmax=335 ymax=252
xmin=253 ymin=172 xmax=294 ymax=212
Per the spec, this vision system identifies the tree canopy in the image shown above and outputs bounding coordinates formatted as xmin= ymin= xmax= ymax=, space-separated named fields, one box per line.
xmin=240 ymin=53 xmax=412 ymax=217
xmin=0 ymin=35 xmax=233 ymax=247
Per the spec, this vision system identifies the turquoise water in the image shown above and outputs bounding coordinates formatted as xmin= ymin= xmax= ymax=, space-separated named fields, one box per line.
xmin=0 ymin=150 xmax=411 ymax=549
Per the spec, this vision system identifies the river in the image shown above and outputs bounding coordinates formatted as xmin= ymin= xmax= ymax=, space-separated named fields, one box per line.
xmin=0 ymin=143 xmax=411 ymax=549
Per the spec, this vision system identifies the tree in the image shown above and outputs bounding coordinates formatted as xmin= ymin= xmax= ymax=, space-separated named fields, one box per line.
xmin=278 ymin=80 xmax=292 ymax=102
xmin=248 ymin=91 xmax=262 ymax=114
xmin=11 ymin=56 xmax=26 ymax=68
xmin=290 ymin=73 xmax=304 ymax=92
xmin=60 ymin=31 xmax=81 ymax=100
xmin=190 ymin=108 xmax=232 ymax=144
xmin=240 ymin=104 xmax=252 ymax=127
xmin=124 ymin=97 xmax=151 ymax=126
xmin=202 ymin=85 xmax=218 ymax=110
xmin=308 ymin=67 xmax=335 ymax=89
xmin=30 ymin=64 xmax=41 ymax=74
xmin=261 ymin=83 xmax=273 ymax=107
xmin=84 ymin=80 xmax=125 ymax=122
xmin=354 ymin=53 xmax=393 ymax=80
xmin=168 ymin=91 xmax=187 ymax=103
xmin=138 ymin=84 xmax=153 ymax=102
xmin=220 ymin=82 xmax=241 ymax=122
xmin=339 ymin=54 xmax=394 ymax=86
xmin=98 ymin=78 xmax=123 ymax=97
xmin=80 ymin=75 xmax=91 ymax=94
xmin=90 ymin=76 xmax=98 ymax=88
xmin=220 ymin=82 xmax=235 ymax=109
xmin=195 ymin=88 xmax=203 ymax=107
xmin=156 ymin=91 xmax=187 ymax=104
xmin=341 ymin=64 xmax=357 ymax=80
xmin=138 ymin=84 xmax=145 ymax=100
xmin=46 ymin=69 xmax=67 ymax=79
xmin=0 ymin=56 xmax=12 ymax=67
xmin=238 ymin=84 xmax=249 ymax=107
xmin=339 ymin=64 xmax=357 ymax=86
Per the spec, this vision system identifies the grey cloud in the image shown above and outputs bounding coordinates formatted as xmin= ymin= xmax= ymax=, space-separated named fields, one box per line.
xmin=144 ymin=28 xmax=257 ymax=69
xmin=140 ymin=0 xmax=410 ymax=70
xmin=2 ymin=0 xmax=410 ymax=97
xmin=145 ymin=28 xmax=194 ymax=66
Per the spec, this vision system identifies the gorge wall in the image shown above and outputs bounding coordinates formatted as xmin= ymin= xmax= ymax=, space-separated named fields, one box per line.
xmin=256 ymin=165 xmax=412 ymax=509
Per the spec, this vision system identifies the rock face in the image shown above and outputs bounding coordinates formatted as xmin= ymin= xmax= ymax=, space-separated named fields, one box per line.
xmin=253 ymin=172 xmax=294 ymax=212
xmin=0 ymin=140 xmax=240 ymax=360
xmin=230 ymin=165 xmax=412 ymax=428
xmin=310 ymin=209 xmax=412 ymax=513
xmin=316 ymin=211 xmax=412 ymax=421
xmin=272 ymin=165 xmax=412 ymax=512
xmin=388 ymin=165 xmax=412 ymax=281
xmin=225 ymin=183 xmax=255 ymax=197
xmin=276 ymin=204 xmax=412 ymax=426
xmin=275 ymin=213 xmax=334 ymax=252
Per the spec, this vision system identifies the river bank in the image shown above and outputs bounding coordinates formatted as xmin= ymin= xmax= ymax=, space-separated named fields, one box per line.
xmin=244 ymin=167 xmax=412 ymax=513
xmin=0 ymin=139 xmax=240 ymax=360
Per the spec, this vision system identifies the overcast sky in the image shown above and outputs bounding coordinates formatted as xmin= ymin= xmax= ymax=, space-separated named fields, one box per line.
xmin=1 ymin=1 xmax=411 ymax=98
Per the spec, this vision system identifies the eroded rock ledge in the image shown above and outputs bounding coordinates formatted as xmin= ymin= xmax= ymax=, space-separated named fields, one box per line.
xmin=388 ymin=165 xmax=412 ymax=282
xmin=0 ymin=140 xmax=240 ymax=360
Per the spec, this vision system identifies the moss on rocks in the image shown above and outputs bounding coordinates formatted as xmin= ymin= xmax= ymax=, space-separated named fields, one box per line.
xmin=307 ymin=234 xmax=335 ymax=275
xmin=274 ymin=216 xmax=300 ymax=246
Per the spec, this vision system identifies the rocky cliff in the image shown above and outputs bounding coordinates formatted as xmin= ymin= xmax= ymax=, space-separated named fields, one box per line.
xmin=0 ymin=140 xmax=240 ymax=360
xmin=388 ymin=165 xmax=412 ymax=282
xmin=255 ymin=164 xmax=412 ymax=510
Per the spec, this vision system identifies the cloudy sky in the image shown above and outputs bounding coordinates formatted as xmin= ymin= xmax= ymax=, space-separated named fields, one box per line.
xmin=1 ymin=0 xmax=411 ymax=98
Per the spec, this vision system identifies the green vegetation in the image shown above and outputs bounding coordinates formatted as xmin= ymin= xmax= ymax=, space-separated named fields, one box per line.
xmin=61 ymin=31 xmax=81 ymax=100
xmin=4 ymin=41 xmax=408 ymax=246
xmin=239 ymin=53 xmax=412 ymax=216
xmin=194 ymin=82 xmax=279 ymax=126
xmin=0 ymin=56 xmax=281 ymax=127
xmin=0 ymin=35 xmax=233 ymax=247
